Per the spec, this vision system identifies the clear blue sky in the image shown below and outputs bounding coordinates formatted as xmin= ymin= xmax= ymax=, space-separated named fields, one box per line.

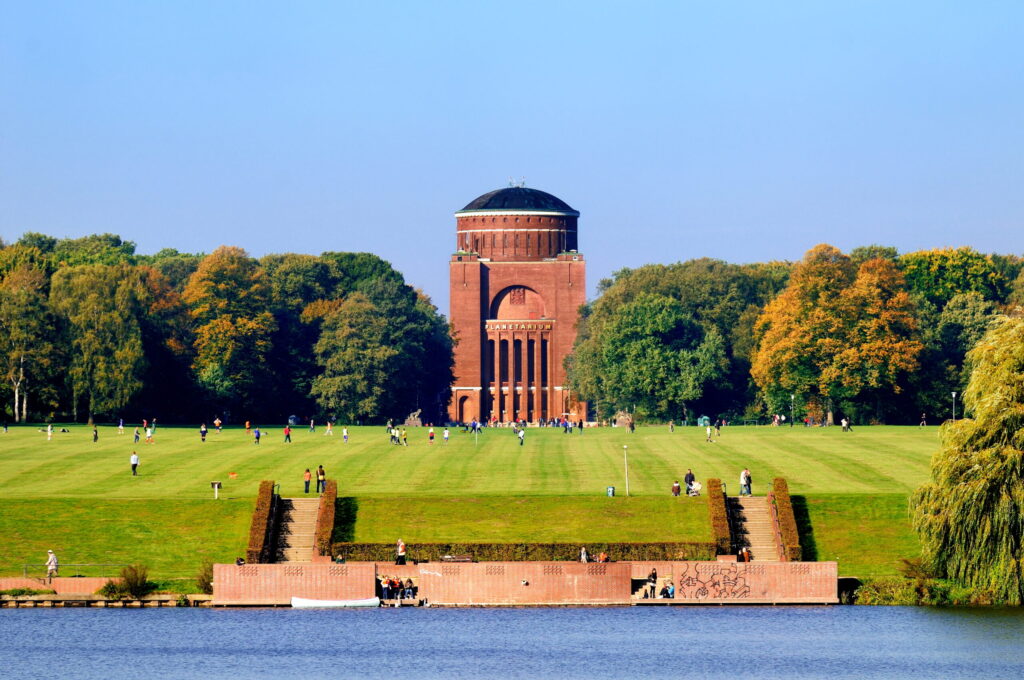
xmin=2 ymin=1 xmax=1022 ymax=313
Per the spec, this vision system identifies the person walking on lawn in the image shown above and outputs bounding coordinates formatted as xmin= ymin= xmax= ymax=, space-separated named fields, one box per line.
xmin=130 ymin=451 xmax=139 ymax=476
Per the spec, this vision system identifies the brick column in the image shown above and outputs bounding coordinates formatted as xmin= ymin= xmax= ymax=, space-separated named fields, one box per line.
xmin=492 ymin=334 xmax=501 ymax=422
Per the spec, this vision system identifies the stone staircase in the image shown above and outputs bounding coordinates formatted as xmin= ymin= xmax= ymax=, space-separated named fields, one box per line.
xmin=728 ymin=496 xmax=781 ymax=562
xmin=275 ymin=498 xmax=320 ymax=563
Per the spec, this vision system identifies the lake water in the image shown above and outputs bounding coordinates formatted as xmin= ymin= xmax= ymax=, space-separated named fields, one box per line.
xmin=2 ymin=606 xmax=1023 ymax=679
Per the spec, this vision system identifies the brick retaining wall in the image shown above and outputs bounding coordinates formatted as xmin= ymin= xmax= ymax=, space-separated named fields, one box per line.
xmin=0 ymin=577 xmax=109 ymax=595
xmin=212 ymin=561 xmax=837 ymax=606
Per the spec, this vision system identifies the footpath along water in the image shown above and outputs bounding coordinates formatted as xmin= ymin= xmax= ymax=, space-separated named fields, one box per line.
xmin=2 ymin=606 xmax=1023 ymax=679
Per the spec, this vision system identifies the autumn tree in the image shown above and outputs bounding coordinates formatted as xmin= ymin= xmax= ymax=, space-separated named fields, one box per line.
xmin=49 ymin=264 xmax=148 ymax=420
xmin=182 ymin=246 xmax=276 ymax=411
xmin=913 ymin=315 xmax=1024 ymax=604
xmin=0 ymin=265 xmax=58 ymax=420
xmin=752 ymin=245 xmax=922 ymax=423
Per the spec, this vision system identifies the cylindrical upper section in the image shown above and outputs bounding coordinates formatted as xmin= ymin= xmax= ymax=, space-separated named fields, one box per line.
xmin=455 ymin=187 xmax=579 ymax=261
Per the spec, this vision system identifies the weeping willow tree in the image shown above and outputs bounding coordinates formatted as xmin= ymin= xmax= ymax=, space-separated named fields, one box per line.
xmin=913 ymin=314 xmax=1024 ymax=604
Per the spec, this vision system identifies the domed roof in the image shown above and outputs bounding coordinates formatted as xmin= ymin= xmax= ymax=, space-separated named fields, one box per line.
xmin=458 ymin=187 xmax=578 ymax=214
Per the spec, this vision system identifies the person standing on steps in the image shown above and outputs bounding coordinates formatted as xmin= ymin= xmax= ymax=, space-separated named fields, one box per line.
xmin=740 ymin=468 xmax=752 ymax=496
xmin=130 ymin=451 xmax=139 ymax=476
xmin=316 ymin=465 xmax=326 ymax=493
xmin=303 ymin=468 xmax=311 ymax=494
xmin=395 ymin=538 xmax=407 ymax=565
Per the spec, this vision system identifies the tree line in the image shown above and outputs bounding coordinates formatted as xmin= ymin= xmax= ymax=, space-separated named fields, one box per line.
xmin=569 ymin=244 xmax=1024 ymax=425
xmin=0 ymin=233 xmax=453 ymax=424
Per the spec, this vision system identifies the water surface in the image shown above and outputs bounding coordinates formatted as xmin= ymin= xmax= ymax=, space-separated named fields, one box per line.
xmin=2 ymin=606 xmax=1023 ymax=679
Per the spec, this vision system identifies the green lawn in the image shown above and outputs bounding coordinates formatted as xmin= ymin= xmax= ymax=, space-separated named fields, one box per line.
xmin=0 ymin=423 xmax=937 ymax=578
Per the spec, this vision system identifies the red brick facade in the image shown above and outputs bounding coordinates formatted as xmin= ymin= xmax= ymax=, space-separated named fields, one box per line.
xmin=448 ymin=192 xmax=586 ymax=424
xmin=211 ymin=561 xmax=838 ymax=606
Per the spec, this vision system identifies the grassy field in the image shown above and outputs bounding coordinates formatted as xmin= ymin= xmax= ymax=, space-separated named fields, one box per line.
xmin=0 ymin=423 xmax=938 ymax=579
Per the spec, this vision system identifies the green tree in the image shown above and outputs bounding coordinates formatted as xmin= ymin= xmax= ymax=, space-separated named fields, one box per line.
xmin=0 ymin=265 xmax=58 ymax=420
xmin=307 ymin=293 xmax=398 ymax=422
xmin=913 ymin=315 xmax=1024 ymax=604
xmin=850 ymin=244 xmax=899 ymax=265
xmin=52 ymin=234 xmax=137 ymax=267
xmin=900 ymin=247 xmax=1006 ymax=308
xmin=49 ymin=264 xmax=147 ymax=420
xmin=573 ymin=293 xmax=727 ymax=420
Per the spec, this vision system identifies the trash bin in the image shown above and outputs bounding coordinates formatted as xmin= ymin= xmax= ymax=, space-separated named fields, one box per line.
xmin=606 ymin=486 xmax=615 ymax=497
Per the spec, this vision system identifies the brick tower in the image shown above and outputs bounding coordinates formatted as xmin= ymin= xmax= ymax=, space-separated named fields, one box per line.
xmin=448 ymin=186 xmax=586 ymax=424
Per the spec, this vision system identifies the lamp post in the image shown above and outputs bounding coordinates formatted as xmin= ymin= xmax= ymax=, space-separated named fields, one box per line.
xmin=623 ymin=445 xmax=630 ymax=497
xmin=952 ymin=392 xmax=957 ymax=422
xmin=790 ymin=394 xmax=795 ymax=428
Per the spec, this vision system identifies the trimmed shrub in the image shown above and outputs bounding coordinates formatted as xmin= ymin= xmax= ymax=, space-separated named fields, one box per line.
xmin=315 ymin=480 xmax=338 ymax=556
xmin=196 ymin=562 xmax=214 ymax=595
xmin=771 ymin=478 xmax=802 ymax=561
xmin=246 ymin=480 xmax=275 ymax=564
xmin=330 ymin=541 xmax=716 ymax=563
xmin=706 ymin=478 xmax=731 ymax=555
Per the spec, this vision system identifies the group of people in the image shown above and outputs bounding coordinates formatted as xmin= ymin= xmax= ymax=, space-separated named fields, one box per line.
xmin=379 ymin=575 xmax=417 ymax=600
xmin=302 ymin=465 xmax=328 ymax=493
xmin=671 ymin=469 xmax=701 ymax=497
xmin=641 ymin=567 xmax=675 ymax=598
xmin=388 ymin=425 xmax=449 ymax=446
xmin=577 ymin=546 xmax=609 ymax=563
xmin=705 ymin=419 xmax=724 ymax=442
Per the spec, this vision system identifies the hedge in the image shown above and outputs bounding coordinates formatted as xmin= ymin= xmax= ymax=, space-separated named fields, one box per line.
xmin=706 ymin=478 xmax=731 ymax=555
xmin=246 ymin=480 xmax=276 ymax=564
xmin=314 ymin=479 xmax=338 ymax=556
xmin=330 ymin=541 xmax=716 ymax=563
xmin=771 ymin=477 xmax=802 ymax=561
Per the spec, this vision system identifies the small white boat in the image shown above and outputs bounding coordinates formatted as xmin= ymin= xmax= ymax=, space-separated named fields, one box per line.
xmin=291 ymin=596 xmax=380 ymax=608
